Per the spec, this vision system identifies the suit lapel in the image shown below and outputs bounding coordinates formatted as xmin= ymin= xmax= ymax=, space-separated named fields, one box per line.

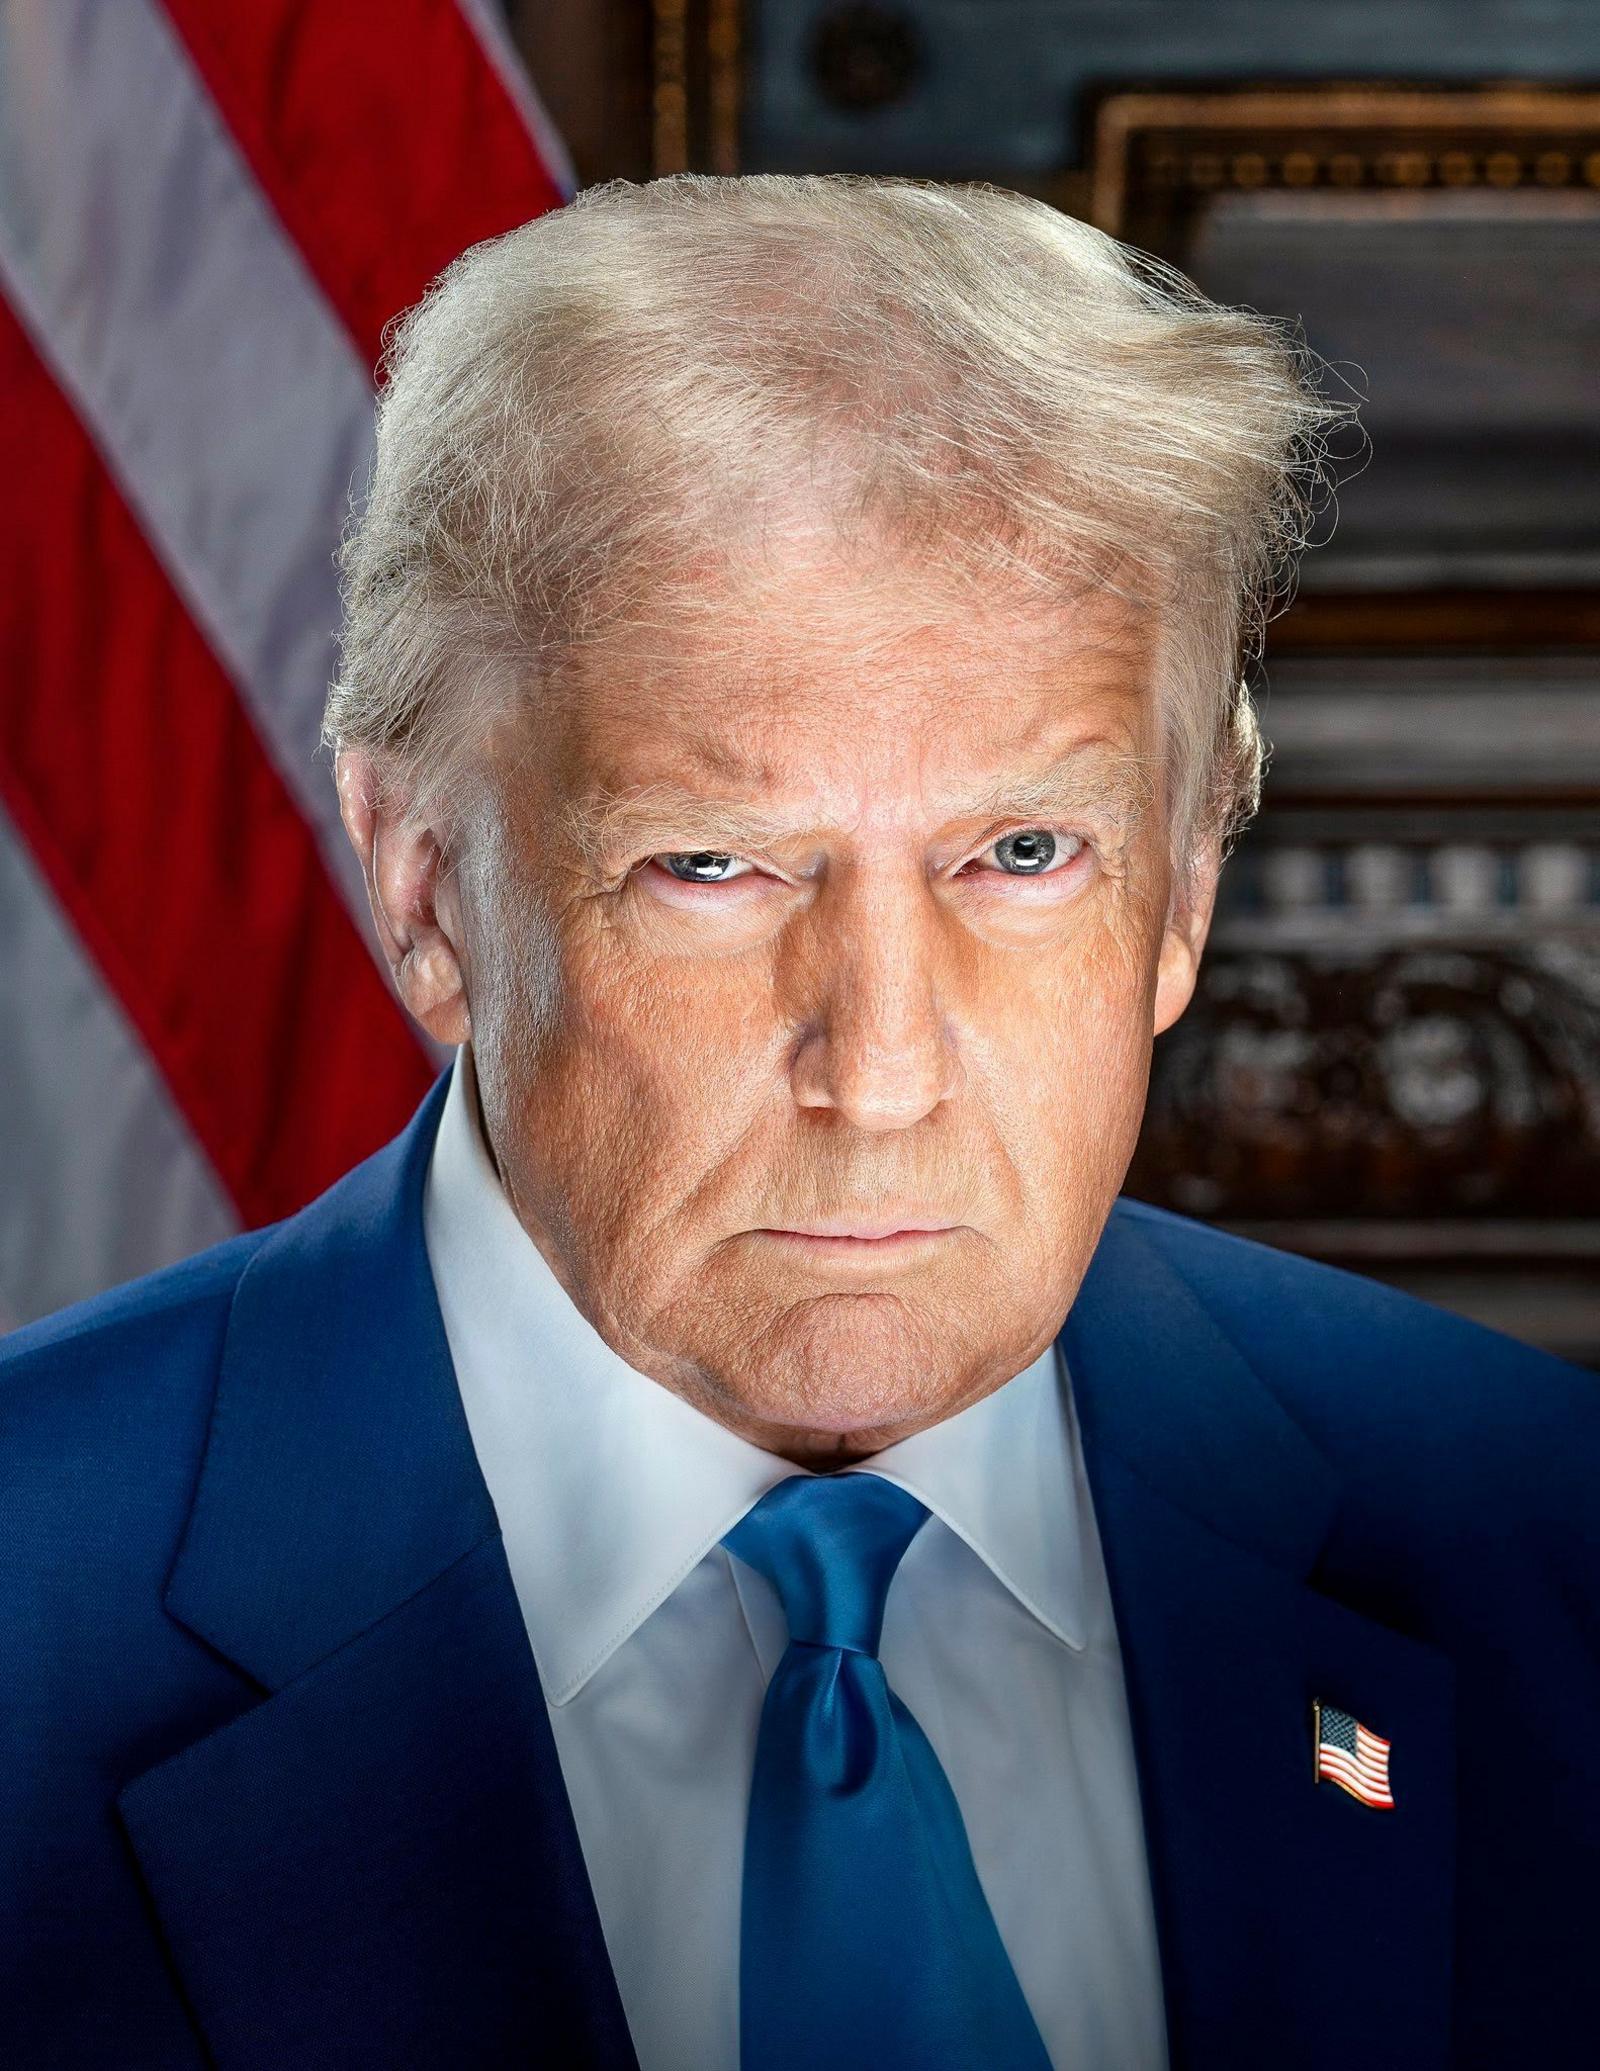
xmin=116 ymin=1073 xmax=638 ymax=2070
xmin=1062 ymin=1209 xmax=1456 ymax=2071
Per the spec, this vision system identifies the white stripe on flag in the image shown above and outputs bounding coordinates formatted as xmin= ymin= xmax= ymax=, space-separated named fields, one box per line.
xmin=0 ymin=806 xmax=237 ymax=1328
xmin=0 ymin=0 xmax=376 ymax=933
xmin=455 ymin=0 xmax=579 ymax=198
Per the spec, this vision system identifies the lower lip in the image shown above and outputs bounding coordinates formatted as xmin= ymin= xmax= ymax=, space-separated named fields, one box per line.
xmin=754 ymin=1227 xmax=959 ymax=1260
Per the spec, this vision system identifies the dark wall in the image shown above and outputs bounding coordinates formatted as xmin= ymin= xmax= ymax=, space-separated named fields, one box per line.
xmin=743 ymin=1 xmax=1600 ymax=173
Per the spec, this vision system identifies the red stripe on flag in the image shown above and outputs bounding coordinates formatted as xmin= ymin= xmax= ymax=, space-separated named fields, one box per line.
xmin=159 ymin=0 xmax=565 ymax=373
xmin=0 ymin=297 xmax=434 ymax=1227
xmin=1318 ymin=1755 xmax=1394 ymax=1806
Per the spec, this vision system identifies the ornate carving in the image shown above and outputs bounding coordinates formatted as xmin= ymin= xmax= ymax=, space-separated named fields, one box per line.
xmin=1089 ymin=86 xmax=1600 ymax=238
xmin=1130 ymin=941 xmax=1600 ymax=1219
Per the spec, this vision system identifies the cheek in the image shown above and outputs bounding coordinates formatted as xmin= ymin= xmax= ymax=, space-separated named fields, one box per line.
xmin=1011 ymin=885 xmax=1157 ymax=1042
xmin=511 ymin=922 xmax=774 ymax=1245
xmin=564 ymin=923 xmax=755 ymax=1104
xmin=977 ymin=911 xmax=1160 ymax=1177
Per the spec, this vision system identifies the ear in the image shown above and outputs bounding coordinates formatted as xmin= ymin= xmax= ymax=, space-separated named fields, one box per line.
xmin=335 ymin=748 xmax=471 ymax=1046
xmin=1152 ymin=834 xmax=1221 ymax=1039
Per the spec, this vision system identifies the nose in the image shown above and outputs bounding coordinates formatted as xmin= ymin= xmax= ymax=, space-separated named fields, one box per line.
xmin=788 ymin=865 xmax=964 ymax=1130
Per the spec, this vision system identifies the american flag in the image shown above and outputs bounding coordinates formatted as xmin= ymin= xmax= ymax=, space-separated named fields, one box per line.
xmin=1314 ymin=1701 xmax=1395 ymax=1810
xmin=0 ymin=1 xmax=571 ymax=1330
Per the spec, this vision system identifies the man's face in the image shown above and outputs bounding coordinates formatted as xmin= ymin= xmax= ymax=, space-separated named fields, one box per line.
xmin=452 ymin=535 xmax=1215 ymax=1465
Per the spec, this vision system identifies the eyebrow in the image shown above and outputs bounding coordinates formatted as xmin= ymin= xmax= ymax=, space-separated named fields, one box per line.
xmin=561 ymin=745 xmax=1158 ymax=872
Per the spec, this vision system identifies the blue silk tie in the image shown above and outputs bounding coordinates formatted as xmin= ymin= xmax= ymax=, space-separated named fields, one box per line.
xmin=723 ymin=1471 xmax=1054 ymax=2070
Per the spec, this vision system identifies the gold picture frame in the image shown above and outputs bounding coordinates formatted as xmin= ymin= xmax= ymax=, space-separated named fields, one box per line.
xmin=1089 ymin=86 xmax=1600 ymax=651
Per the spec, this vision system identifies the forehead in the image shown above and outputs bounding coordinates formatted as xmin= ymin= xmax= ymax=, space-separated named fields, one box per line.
xmin=540 ymin=536 xmax=1160 ymax=804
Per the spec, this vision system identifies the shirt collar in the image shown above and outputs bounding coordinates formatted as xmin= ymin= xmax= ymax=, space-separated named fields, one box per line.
xmin=855 ymin=1337 xmax=1088 ymax=1656
xmin=423 ymin=1048 xmax=1086 ymax=1706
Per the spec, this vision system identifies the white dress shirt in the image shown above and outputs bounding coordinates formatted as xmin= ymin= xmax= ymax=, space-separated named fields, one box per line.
xmin=422 ymin=1047 xmax=1168 ymax=2071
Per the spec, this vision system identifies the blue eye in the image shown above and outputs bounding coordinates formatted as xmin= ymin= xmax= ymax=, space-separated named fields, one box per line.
xmin=995 ymin=829 xmax=1055 ymax=874
xmin=659 ymin=851 xmax=746 ymax=883
xmin=986 ymin=829 xmax=1081 ymax=876
xmin=649 ymin=831 xmax=1084 ymax=891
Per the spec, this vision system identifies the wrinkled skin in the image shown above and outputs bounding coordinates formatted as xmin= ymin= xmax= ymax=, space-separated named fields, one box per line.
xmin=339 ymin=530 xmax=1219 ymax=1467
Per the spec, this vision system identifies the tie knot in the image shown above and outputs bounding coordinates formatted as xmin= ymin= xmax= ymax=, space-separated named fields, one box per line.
xmin=723 ymin=1472 xmax=929 ymax=1657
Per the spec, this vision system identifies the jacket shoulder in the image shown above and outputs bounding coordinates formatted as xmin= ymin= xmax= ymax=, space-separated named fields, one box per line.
xmin=0 ymin=1231 xmax=270 ymax=1572
xmin=2 ymin=1227 xmax=266 ymax=1405
xmin=1108 ymin=1195 xmax=1599 ymax=1495
xmin=0 ymin=1072 xmax=448 ymax=1590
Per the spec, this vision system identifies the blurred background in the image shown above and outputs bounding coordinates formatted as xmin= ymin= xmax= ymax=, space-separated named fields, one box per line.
xmin=2 ymin=1 xmax=1596 ymax=1363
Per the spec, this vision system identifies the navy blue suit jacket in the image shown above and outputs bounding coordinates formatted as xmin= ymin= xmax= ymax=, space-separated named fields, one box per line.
xmin=4 ymin=1070 xmax=1598 ymax=2069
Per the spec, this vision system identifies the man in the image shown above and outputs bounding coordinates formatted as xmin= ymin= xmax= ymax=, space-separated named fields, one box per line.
xmin=3 ymin=174 xmax=1597 ymax=2071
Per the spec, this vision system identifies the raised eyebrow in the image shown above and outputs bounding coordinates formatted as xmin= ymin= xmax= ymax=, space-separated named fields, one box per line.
xmin=964 ymin=753 xmax=1157 ymax=834
xmin=563 ymin=752 xmax=1158 ymax=868
xmin=560 ymin=784 xmax=799 ymax=871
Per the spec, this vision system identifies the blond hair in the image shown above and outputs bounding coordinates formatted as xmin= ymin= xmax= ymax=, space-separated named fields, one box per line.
xmin=327 ymin=173 xmax=1345 ymax=887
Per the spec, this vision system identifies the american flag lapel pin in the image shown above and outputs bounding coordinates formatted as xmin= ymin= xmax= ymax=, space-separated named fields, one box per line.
xmin=1312 ymin=1699 xmax=1395 ymax=1810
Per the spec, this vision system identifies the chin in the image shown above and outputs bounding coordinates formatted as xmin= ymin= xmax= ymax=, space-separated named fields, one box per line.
xmin=715 ymin=1289 xmax=970 ymax=1443
xmin=756 ymin=1384 xmax=940 ymax=1449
